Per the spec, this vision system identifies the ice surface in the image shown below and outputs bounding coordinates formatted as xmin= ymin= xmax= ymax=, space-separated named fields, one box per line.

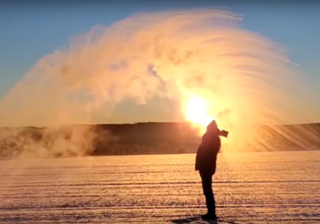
xmin=0 ymin=151 xmax=320 ymax=223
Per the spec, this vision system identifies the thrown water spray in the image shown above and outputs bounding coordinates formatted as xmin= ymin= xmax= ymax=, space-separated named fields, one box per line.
xmin=0 ymin=8 xmax=315 ymax=158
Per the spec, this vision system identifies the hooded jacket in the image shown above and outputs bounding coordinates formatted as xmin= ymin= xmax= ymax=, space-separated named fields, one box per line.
xmin=195 ymin=122 xmax=221 ymax=174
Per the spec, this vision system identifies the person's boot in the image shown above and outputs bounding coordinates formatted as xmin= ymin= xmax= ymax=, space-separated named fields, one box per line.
xmin=201 ymin=212 xmax=217 ymax=221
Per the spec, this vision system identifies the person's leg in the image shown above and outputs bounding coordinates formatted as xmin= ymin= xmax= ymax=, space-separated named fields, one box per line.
xmin=200 ymin=170 xmax=216 ymax=218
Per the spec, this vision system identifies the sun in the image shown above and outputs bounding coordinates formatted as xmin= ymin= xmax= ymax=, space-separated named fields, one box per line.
xmin=184 ymin=95 xmax=214 ymax=133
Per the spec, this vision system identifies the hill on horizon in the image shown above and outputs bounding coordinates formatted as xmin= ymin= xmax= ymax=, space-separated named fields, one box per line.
xmin=0 ymin=122 xmax=319 ymax=159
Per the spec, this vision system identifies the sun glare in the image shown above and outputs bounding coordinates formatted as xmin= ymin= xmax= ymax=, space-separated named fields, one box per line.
xmin=185 ymin=96 xmax=214 ymax=133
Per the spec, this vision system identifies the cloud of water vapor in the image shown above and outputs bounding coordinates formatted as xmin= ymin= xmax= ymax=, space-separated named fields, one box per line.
xmin=0 ymin=8 xmax=314 ymax=157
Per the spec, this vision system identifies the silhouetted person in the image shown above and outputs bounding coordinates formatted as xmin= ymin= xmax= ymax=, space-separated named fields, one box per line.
xmin=195 ymin=120 xmax=222 ymax=221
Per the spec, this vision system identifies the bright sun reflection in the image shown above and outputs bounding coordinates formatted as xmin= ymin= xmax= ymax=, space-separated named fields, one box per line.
xmin=185 ymin=95 xmax=214 ymax=134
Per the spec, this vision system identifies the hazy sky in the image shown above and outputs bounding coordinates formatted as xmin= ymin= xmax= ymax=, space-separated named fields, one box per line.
xmin=0 ymin=0 xmax=319 ymax=124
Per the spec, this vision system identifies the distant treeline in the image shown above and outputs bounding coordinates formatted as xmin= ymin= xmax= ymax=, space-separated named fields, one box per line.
xmin=93 ymin=122 xmax=200 ymax=155
xmin=251 ymin=123 xmax=320 ymax=151
xmin=0 ymin=122 xmax=319 ymax=158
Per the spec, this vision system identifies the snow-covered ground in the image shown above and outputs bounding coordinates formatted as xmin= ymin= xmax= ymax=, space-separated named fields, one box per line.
xmin=0 ymin=151 xmax=320 ymax=223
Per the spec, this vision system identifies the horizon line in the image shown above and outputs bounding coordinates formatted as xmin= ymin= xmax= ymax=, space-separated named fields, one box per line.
xmin=0 ymin=121 xmax=319 ymax=129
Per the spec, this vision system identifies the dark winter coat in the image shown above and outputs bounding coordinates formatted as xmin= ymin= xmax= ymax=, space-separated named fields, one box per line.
xmin=195 ymin=130 xmax=221 ymax=175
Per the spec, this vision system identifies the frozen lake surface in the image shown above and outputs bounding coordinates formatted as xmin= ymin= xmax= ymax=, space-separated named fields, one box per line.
xmin=0 ymin=151 xmax=320 ymax=223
